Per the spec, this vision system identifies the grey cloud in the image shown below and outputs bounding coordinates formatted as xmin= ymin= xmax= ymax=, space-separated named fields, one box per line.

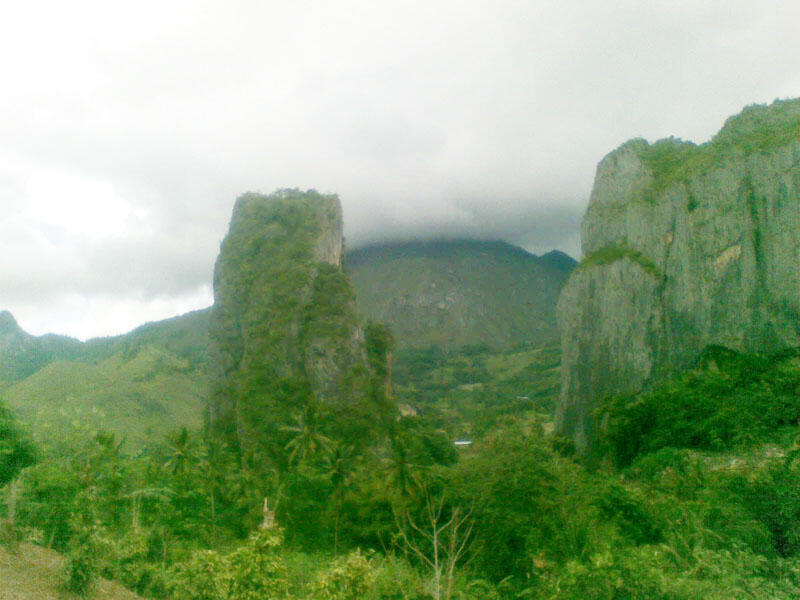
xmin=0 ymin=0 xmax=797 ymax=337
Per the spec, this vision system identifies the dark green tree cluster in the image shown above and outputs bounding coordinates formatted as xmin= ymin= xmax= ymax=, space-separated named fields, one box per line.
xmin=0 ymin=400 xmax=36 ymax=486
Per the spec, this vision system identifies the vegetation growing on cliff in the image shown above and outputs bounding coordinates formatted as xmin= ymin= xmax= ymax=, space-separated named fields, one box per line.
xmin=577 ymin=244 xmax=661 ymax=277
xmin=597 ymin=346 xmax=797 ymax=468
xmin=208 ymin=190 xmax=374 ymax=462
xmin=639 ymin=98 xmax=799 ymax=194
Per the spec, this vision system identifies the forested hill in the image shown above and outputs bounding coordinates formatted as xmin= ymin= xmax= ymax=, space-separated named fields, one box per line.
xmin=347 ymin=240 xmax=576 ymax=350
xmin=0 ymin=309 xmax=210 ymax=451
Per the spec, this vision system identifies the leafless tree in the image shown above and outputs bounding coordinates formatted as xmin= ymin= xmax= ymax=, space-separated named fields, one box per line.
xmin=394 ymin=487 xmax=475 ymax=600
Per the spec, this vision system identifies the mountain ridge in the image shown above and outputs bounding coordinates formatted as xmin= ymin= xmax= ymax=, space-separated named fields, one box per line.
xmin=347 ymin=239 xmax=575 ymax=350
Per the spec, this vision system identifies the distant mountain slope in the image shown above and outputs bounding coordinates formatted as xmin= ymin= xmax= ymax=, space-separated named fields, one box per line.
xmin=0 ymin=311 xmax=84 ymax=384
xmin=347 ymin=240 xmax=576 ymax=350
xmin=0 ymin=310 xmax=210 ymax=450
xmin=4 ymin=345 xmax=206 ymax=452
xmin=83 ymin=307 xmax=210 ymax=367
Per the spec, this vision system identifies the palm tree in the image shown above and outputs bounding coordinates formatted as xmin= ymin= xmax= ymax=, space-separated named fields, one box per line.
xmin=281 ymin=403 xmax=331 ymax=467
xmin=382 ymin=433 xmax=422 ymax=502
xmin=323 ymin=442 xmax=358 ymax=554
xmin=164 ymin=427 xmax=198 ymax=477
xmin=199 ymin=438 xmax=231 ymax=541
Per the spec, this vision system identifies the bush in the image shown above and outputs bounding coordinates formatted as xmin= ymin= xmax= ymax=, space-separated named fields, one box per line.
xmin=169 ymin=549 xmax=231 ymax=600
xmin=227 ymin=528 xmax=289 ymax=600
xmin=310 ymin=549 xmax=376 ymax=600
xmin=597 ymin=348 xmax=797 ymax=467
xmin=168 ymin=528 xmax=288 ymax=600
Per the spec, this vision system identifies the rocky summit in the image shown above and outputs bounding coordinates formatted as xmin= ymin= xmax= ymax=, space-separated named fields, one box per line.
xmin=556 ymin=98 xmax=800 ymax=452
xmin=207 ymin=189 xmax=373 ymax=455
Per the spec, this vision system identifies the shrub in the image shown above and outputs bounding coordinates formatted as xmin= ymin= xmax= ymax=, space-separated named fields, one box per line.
xmin=227 ymin=528 xmax=289 ymax=600
xmin=597 ymin=348 xmax=797 ymax=467
xmin=168 ymin=549 xmax=231 ymax=600
xmin=310 ymin=549 xmax=376 ymax=600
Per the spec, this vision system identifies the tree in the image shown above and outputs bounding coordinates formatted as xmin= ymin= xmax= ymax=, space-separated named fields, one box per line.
xmin=281 ymin=402 xmax=331 ymax=467
xmin=323 ymin=441 xmax=358 ymax=554
xmin=382 ymin=433 xmax=422 ymax=502
xmin=0 ymin=401 xmax=36 ymax=486
xmin=394 ymin=484 xmax=474 ymax=600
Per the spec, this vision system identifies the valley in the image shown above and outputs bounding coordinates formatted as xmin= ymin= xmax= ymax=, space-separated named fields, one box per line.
xmin=0 ymin=98 xmax=798 ymax=600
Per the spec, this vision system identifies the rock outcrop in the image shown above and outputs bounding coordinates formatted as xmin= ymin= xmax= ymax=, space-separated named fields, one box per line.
xmin=207 ymin=190 xmax=372 ymax=454
xmin=556 ymin=98 xmax=800 ymax=452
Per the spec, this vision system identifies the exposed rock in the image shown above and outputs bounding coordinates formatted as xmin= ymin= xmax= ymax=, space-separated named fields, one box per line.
xmin=207 ymin=189 xmax=372 ymax=455
xmin=557 ymin=98 xmax=800 ymax=451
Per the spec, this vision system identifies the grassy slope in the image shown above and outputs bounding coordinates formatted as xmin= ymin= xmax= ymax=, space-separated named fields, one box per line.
xmin=4 ymin=346 xmax=206 ymax=452
xmin=0 ymin=309 xmax=210 ymax=452
xmin=0 ymin=543 xmax=142 ymax=600
xmin=348 ymin=240 xmax=575 ymax=350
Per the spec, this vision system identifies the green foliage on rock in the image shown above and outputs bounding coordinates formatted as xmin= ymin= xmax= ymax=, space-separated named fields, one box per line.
xmin=577 ymin=244 xmax=661 ymax=277
xmin=208 ymin=190 xmax=376 ymax=462
xmin=639 ymin=98 xmax=799 ymax=194
xmin=597 ymin=347 xmax=797 ymax=467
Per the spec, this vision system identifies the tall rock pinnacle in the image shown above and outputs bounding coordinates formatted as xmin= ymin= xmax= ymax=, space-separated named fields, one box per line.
xmin=207 ymin=189 xmax=372 ymax=456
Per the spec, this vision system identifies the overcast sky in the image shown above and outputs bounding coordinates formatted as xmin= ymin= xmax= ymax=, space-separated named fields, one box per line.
xmin=1 ymin=0 xmax=797 ymax=340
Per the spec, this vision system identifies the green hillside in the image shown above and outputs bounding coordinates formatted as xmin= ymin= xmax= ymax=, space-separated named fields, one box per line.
xmin=393 ymin=343 xmax=562 ymax=439
xmin=82 ymin=308 xmax=210 ymax=368
xmin=3 ymin=345 xmax=206 ymax=453
xmin=0 ymin=311 xmax=84 ymax=383
xmin=347 ymin=240 xmax=575 ymax=350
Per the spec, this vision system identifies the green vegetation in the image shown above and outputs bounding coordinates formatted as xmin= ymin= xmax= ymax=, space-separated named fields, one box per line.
xmin=3 ymin=345 xmax=206 ymax=452
xmin=638 ymin=98 xmax=799 ymax=194
xmin=597 ymin=346 xmax=797 ymax=467
xmin=577 ymin=244 xmax=661 ymax=277
xmin=0 ymin=400 xmax=36 ymax=486
xmin=2 ymin=341 xmax=799 ymax=598
xmin=2 ymin=181 xmax=798 ymax=597
xmin=347 ymin=240 xmax=575 ymax=350
xmin=208 ymin=190 xmax=376 ymax=463
xmin=393 ymin=343 xmax=561 ymax=439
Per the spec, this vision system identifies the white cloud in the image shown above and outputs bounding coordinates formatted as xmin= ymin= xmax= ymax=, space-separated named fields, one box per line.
xmin=0 ymin=0 xmax=797 ymax=338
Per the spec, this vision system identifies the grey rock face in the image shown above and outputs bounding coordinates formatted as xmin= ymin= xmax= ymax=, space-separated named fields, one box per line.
xmin=557 ymin=99 xmax=800 ymax=451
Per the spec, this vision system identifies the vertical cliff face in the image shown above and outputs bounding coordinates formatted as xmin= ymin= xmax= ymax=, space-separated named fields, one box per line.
xmin=207 ymin=189 xmax=370 ymax=455
xmin=557 ymin=99 xmax=800 ymax=452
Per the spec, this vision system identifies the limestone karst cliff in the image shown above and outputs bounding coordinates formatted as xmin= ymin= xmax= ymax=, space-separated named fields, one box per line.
xmin=207 ymin=189 xmax=374 ymax=455
xmin=556 ymin=98 xmax=800 ymax=452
